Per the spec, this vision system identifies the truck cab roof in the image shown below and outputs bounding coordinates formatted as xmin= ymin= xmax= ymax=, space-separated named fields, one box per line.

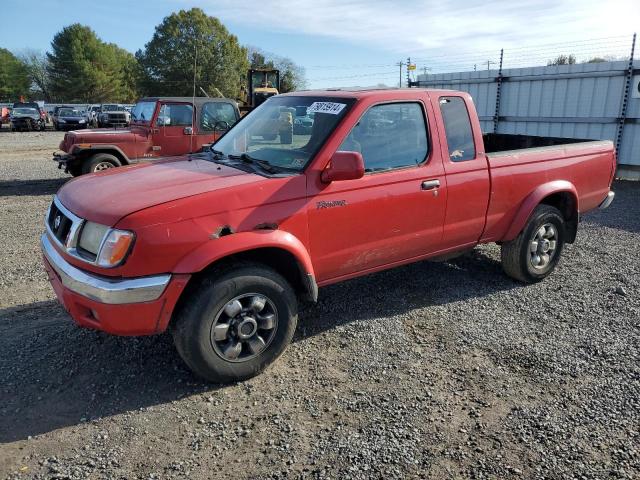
xmin=137 ymin=97 xmax=237 ymax=107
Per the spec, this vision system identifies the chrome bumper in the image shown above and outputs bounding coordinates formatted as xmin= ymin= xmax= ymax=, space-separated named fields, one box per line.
xmin=598 ymin=191 xmax=615 ymax=210
xmin=41 ymin=233 xmax=171 ymax=304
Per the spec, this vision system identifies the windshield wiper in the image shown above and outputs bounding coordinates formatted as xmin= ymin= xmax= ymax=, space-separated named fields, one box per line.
xmin=234 ymin=153 xmax=278 ymax=173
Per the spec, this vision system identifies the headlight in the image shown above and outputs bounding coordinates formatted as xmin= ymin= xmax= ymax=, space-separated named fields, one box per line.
xmin=79 ymin=221 xmax=109 ymax=254
xmin=58 ymin=119 xmax=66 ymax=123
xmin=79 ymin=119 xmax=86 ymax=123
xmin=96 ymin=229 xmax=135 ymax=267
xmin=78 ymin=223 xmax=134 ymax=267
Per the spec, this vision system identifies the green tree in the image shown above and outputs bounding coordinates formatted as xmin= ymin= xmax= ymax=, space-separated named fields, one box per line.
xmin=137 ymin=8 xmax=248 ymax=99
xmin=0 ymin=48 xmax=30 ymax=101
xmin=547 ymin=54 xmax=576 ymax=66
xmin=47 ymin=24 xmax=138 ymax=102
xmin=248 ymin=47 xmax=306 ymax=93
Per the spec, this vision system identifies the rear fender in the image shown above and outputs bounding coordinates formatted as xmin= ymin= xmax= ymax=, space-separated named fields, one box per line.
xmin=503 ymin=180 xmax=579 ymax=242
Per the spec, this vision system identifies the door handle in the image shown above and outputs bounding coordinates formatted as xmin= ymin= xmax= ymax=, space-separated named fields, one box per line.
xmin=421 ymin=179 xmax=440 ymax=190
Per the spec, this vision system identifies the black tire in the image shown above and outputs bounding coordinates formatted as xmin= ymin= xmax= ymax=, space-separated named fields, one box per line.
xmin=501 ymin=204 xmax=566 ymax=283
xmin=82 ymin=153 xmax=121 ymax=174
xmin=172 ymin=264 xmax=298 ymax=383
xmin=279 ymin=127 xmax=293 ymax=145
xmin=67 ymin=165 xmax=83 ymax=177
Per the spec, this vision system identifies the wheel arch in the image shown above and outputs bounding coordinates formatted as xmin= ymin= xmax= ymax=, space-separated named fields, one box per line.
xmin=503 ymin=180 xmax=579 ymax=243
xmin=173 ymin=230 xmax=318 ymax=304
xmin=74 ymin=145 xmax=129 ymax=165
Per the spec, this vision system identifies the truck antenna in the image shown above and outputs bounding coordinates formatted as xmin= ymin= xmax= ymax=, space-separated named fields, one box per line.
xmin=189 ymin=43 xmax=198 ymax=159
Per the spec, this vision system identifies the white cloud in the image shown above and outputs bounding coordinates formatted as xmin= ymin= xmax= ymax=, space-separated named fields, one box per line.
xmin=193 ymin=0 xmax=639 ymax=55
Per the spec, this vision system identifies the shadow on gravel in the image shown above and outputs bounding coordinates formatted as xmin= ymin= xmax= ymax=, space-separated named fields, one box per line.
xmin=296 ymin=248 xmax=518 ymax=339
xmin=0 ymin=249 xmax=518 ymax=443
xmin=0 ymin=178 xmax=68 ymax=197
xmin=583 ymin=180 xmax=639 ymax=234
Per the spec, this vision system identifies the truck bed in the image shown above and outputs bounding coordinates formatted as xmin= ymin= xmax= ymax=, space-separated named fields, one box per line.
xmin=483 ymin=133 xmax=590 ymax=153
xmin=480 ymin=134 xmax=615 ymax=243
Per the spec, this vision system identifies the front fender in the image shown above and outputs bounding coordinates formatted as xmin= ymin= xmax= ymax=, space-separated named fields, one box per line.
xmin=72 ymin=145 xmax=130 ymax=164
xmin=173 ymin=229 xmax=315 ymax=278
xmin=503 ymin=180 xmax=578 ymax=242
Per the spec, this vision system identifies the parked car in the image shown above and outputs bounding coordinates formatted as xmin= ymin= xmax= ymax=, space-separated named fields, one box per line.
xmin=14 ymin=101 xmax=52 ymax=128
xmin=54 ymin=97 xmax=240 ymax=175
xmin=97 ymin=104 xmax=130 ymax=128
xmin=54 ymin=107 xmax=89 ymax=130
xmin=10 ymin=105 xmax=45 ymax=131
xmin=41 ymin=88 xmax=616 ymax=383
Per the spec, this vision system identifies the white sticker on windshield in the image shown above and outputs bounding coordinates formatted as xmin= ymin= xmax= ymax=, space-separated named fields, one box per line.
xmin=307 ymin=102 xmax=346 ymax=115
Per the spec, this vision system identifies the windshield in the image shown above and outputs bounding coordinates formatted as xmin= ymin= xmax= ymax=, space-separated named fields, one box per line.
xmin=131 ymin=101 xmax=156 ymax=122
xmin=102 ymin=104 xmax=123 ymax=111
xmin=13 ymin=108 xmax=37 ymax=115
xmin=59 ymin=108 xmax=85 ymax=116
xmin=251 ymin=71 xmax=279 ymax=90
xmin=213 ymin=96 xmax=354 ymax=172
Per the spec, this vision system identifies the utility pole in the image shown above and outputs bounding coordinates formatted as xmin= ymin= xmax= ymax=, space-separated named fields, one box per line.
xmin=486 ymin=60 xmax=496 ymax=71
xmin=396 ymin=60 xmax=405 ymax=88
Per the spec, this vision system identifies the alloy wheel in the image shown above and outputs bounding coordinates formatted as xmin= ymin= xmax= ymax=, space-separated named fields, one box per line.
xmin=210 ymin=293 xmax=278 ymax=362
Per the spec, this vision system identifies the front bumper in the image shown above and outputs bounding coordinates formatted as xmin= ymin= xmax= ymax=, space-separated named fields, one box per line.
xmin=41 ymin=233 xmax=190 ymax=335
xmin=599 ymin=191 xmax=615 ymax=210
xmin=53 ymin=152 xmax=74 ymax=165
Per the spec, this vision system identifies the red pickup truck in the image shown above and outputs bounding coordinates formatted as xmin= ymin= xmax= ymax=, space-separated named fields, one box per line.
xmin=54 ymin=97 xmax=239 ymax=175
xmin=41 ymin=88 xmax=615 ymax=383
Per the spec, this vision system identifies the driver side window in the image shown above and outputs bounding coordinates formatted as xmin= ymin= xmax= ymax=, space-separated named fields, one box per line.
xmin=338 ymin=102 xmax=428 ymax=172
xmin=157 ymin=104 xmax=193 ymax=127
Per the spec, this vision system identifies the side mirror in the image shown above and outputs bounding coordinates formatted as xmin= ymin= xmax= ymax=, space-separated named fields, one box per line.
xmin=183 ymin=126 xmax=193 ymax=135
xmin=321 ymin=151 xmax=365 ymax=183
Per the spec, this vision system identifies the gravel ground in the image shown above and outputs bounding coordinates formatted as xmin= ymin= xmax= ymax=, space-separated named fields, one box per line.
xmin=0 ymin=131 xmax=638 ymax=479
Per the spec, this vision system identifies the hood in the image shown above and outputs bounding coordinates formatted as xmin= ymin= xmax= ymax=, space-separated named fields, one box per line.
xmin=59 ymin=115 xmax=86 ymax=121
xmin=11 ymin=113 xmax=39 ymax=119
xmin=57 ymin=156 xmax=263 ymax=226
xmin=60 ymin=126 xmax=145 ymax=151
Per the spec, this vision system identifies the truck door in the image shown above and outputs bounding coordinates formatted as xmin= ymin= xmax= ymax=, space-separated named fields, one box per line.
xmin=154 ymin=103 xmax=195 ymax=156
xmin=195 ymin=101 xmax=239 ymax=150
xmin=307 ymin=100 xmax=447 ymax=283
xmin=434 ymin=94 xmax=490 ymax=248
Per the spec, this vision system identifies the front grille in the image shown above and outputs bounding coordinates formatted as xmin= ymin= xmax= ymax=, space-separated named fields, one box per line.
xmin=48 ymin=202 xmax=72 ymax=245
xmin=108 ymin=113 xmax=127 ymax=122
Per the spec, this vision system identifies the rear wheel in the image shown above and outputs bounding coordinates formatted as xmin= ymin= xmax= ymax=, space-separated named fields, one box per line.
xmin=172 ymin=264 xmax=298 ymax=383
xmin=82 ymin=153 xmax=121 ymax=174
xmin=501 ymin=204 xmax=566 ymax=283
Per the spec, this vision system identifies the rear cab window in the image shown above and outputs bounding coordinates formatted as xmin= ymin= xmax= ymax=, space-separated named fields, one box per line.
xmin=339 ymin=102 xmax=429 ymax=172
xmin=439 ymin=96 xmax=476 ymax=162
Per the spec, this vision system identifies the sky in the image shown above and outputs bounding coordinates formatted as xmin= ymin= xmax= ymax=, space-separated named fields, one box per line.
xmin=1 ymin=0 xmax=638 ymax=89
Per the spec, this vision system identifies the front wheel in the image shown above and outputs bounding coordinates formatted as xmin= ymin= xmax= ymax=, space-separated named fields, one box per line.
xmin=172 ymin=264 xmax=298 ymax=383
xmin=501 ymin=204 xmax=566 ymax=283
xmin=82 ymin=153 xmax=121 ymax=174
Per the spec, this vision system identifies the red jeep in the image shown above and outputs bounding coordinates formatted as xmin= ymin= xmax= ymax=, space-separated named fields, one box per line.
xmin=54 ymin=97 xmax=239 ymax=176
xmin=42 ymin=89 xmax=615 ymax=383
